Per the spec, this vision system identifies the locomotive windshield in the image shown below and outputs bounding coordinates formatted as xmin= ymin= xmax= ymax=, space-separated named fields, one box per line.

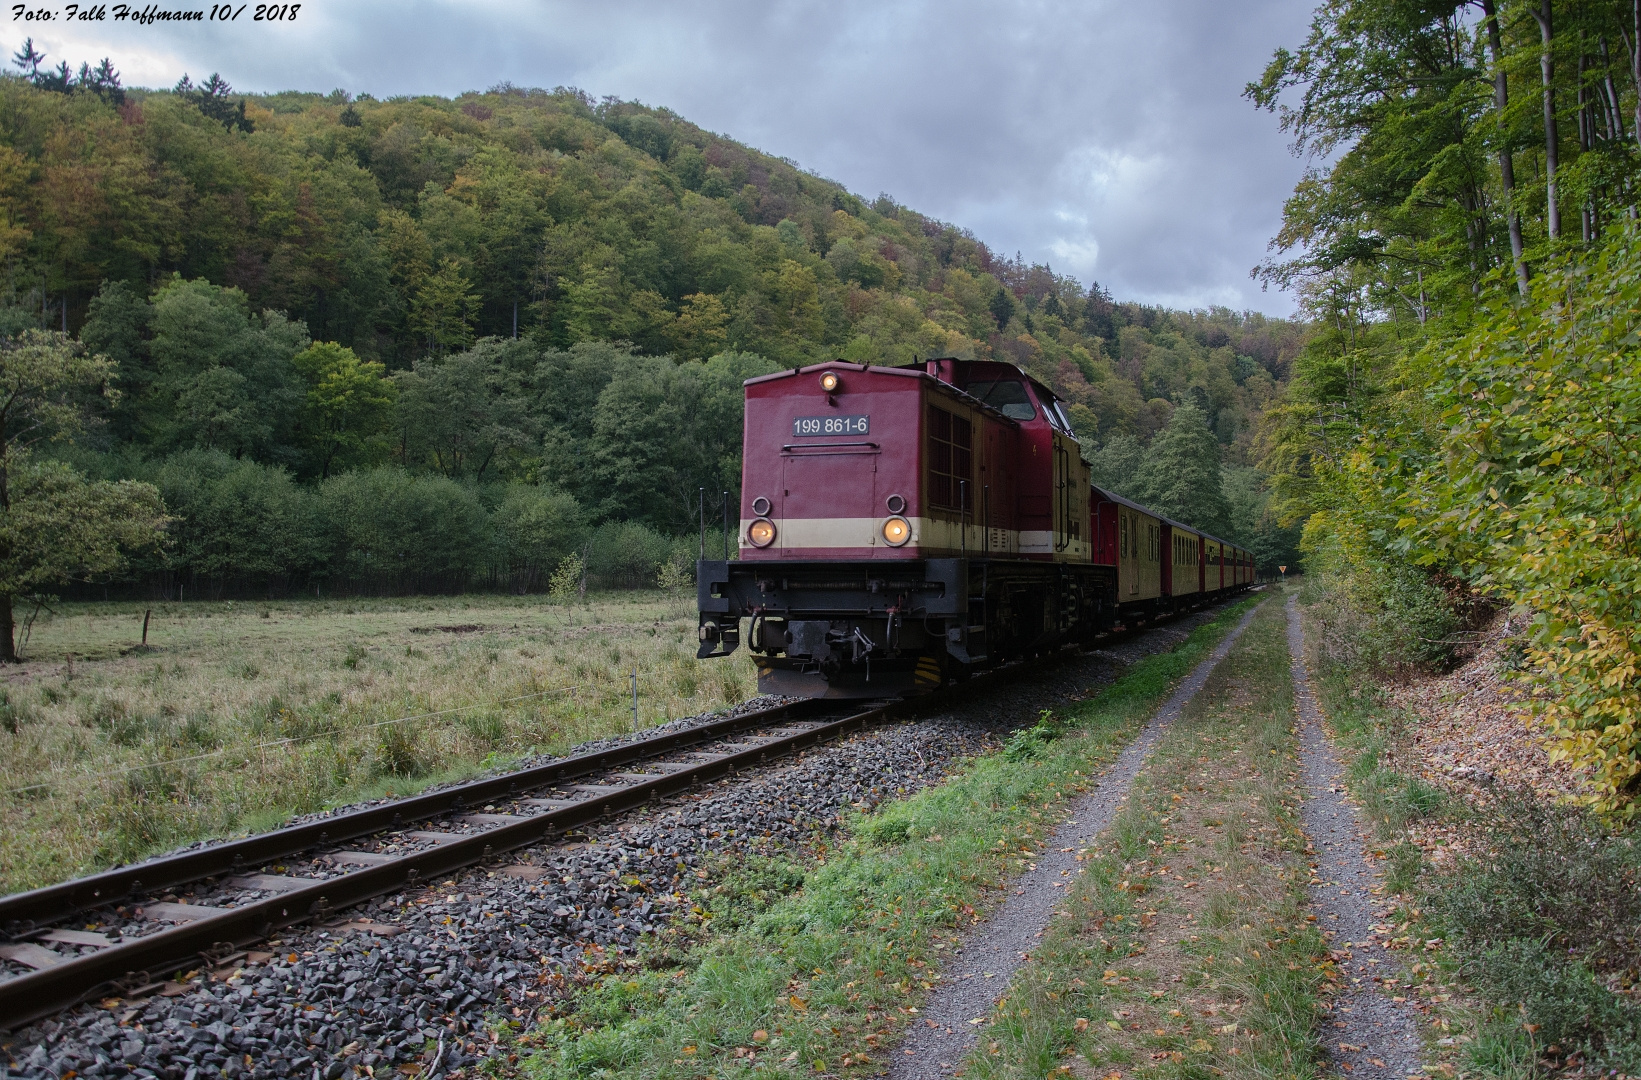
xmin=968 ymin=379 xmax=1036 ymax=420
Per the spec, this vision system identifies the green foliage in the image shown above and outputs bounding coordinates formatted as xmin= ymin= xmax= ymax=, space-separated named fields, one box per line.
xmin=319 ymin=467 xmax=488 ymax=587
xmin=0 ymin=328 xmax=166 ymax=656
xmin=584 ymin=521 xmax=675 ymax=590
xmin=1129 ymin=401 xmax=1232 ymax=536
xmin=144 ymin=276 xmax=308 ymax=458
xmin=1255 ymin=0 xmax=1641 ymax=804
xmin=138 ymin=451 xmax=326 ymax=585
xmin=1401 ymin=230 xmax=1641 ymax=810
xmin=1003 ymin=709 xmax=1063 ymax=761
xmin=491 ymin=484 xmax=588 ymax=592
xmin=291 ymin=342 xmax=396 ymax=477
xmin=1431 ymin=793 xmax=1641 ymax=1069
xmin=548 ymin=552 xmax=586 ymax=603
xmin=1087 ymin=432 xmax=1143 ymax=496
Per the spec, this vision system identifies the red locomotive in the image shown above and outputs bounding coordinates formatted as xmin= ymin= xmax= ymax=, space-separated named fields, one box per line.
xmin=697 ymin=358 xmax=1254 ymax=698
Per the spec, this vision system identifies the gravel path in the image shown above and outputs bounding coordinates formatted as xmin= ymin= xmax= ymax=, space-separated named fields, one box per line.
xmin=888 ymin=603 xmax=1261 ymax=1080
xmin=1288 ymin=595 xmax=1423 ymax=1080
xmin=2 ymin=614 xmax=1227 ymax=1080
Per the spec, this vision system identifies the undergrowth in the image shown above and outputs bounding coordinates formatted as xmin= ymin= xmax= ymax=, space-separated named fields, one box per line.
xmin=1303 ymin=592 xmax=1641 ymax=1076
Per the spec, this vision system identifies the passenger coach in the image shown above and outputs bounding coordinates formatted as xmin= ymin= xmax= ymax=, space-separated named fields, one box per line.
xmin=697 ymin=359 xmax=1252 ymax=698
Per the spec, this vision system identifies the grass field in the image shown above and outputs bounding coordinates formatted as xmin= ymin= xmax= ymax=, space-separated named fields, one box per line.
xmin=0 ymin=589 xmax=761 ymax=895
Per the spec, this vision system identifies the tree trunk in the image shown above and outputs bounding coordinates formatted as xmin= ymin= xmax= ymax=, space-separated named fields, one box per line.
xmin=1534 ymin=0 xmax=1561 ymax=239
xmin=0 ymin=593 xmax=15 ymax=664
xmin=1484 ymin=0 xmax=1531 ymax=295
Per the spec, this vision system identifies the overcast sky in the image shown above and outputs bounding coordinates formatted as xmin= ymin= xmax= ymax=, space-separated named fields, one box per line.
xmin=18 ymin=0 xmax=1316 ymax=316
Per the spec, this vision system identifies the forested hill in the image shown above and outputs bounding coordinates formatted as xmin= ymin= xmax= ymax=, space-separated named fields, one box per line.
xmin=2 ymin=69 xmax=1305 ymax=592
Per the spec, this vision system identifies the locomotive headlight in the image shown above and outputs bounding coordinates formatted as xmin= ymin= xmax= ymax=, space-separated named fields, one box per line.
xmin=819 ymin=371 xmax=841 ymax=393
xmin=748 ymin=518 xmax=777 ymax=547
xmin=882 ymin=516 xmax=911 ymax=546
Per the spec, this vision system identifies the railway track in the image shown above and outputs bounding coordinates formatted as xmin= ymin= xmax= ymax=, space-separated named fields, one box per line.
xmin=0 ymin=693 xmax=903 ymax=1030
xmin=0 ymin=597 xmax=1251 ymax=1034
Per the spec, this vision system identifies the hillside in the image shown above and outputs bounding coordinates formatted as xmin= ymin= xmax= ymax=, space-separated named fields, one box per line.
xmin=0 ymin=70 xmax=1305 ymax=590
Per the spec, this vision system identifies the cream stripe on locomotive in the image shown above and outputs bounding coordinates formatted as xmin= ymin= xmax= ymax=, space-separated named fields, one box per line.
xmin=742 ymin=517 xmax=1093 ymax=560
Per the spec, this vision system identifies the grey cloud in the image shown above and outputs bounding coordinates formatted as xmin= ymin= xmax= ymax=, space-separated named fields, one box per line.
xmin=28 ymin=0 xmax=1312 ymax=313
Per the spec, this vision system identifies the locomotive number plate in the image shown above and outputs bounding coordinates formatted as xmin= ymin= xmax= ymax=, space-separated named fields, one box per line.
xmin=791 ymin=414 xmax=869 ymax=437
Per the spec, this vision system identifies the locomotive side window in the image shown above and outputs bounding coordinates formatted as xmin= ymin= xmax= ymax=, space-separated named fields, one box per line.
xmin=968 ymin=380 xmax=1037 ymax=421
xmin=927 ymin=405 xmax=973 ymax=510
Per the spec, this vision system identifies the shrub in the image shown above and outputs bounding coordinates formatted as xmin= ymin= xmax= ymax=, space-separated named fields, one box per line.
xmin=491 ymin=483 xmax=586 ymax=591
xmin=585 ymin=521 xmax=672 ymax=589
xmin=1431 ymin=792 xmax=1641 ymax=1068
xmin=548 ymin=552 xmax=586 ymax=602
xmin=141 ymin=449 xmax=329 ymax=586
xmin=320 ymin=467 xmax=489 ymax=588
xmin=1401 ymin=229 xmax=1641 ymax=811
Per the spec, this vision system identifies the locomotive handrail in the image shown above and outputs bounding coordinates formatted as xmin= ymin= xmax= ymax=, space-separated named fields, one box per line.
xmin=780 ymin=441 xmax=880 ymax=453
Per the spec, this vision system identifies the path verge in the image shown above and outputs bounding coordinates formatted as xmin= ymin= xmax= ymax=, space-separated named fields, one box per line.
xmin=954 ymin=595 xmax=1325 ymax=1080
xmin=515 ymin=601 xmax=1260 ymax=1080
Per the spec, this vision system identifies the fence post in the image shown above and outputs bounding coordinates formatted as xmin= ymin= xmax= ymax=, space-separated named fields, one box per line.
xmin=630 ymin=668 xmax=639 ymax=731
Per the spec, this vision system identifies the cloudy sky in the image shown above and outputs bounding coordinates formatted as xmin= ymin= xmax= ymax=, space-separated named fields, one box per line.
xmin=18 ymin=0 xmax=1317 ymax=315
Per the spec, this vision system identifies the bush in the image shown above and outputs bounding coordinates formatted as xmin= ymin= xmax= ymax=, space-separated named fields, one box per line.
xmin=585 ymin=521 xmax=673 ymax=589
xmin=1301 ymin=547 xmax=1462 ymax=674
xmin=319 ymin=467 xmax=489 ymax=589
xmin=142 ymin=449 xmax=329 ymax=587
xmin=1432 ymin=792 xmax=1641 ymax=1068
xmin=1402 ymin=229 xmax=1641 ymax=811
xmin=548 ymin=552 xmax=586 ymax=602
xmin=491 ymin=483 xmax=586 ymax=591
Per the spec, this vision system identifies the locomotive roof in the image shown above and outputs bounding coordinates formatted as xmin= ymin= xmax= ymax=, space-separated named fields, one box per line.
xmin=742 ymin=360 xmax=1024 ymax=427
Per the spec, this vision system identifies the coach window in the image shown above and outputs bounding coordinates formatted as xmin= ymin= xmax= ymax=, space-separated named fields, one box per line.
xmin=969 ymin=379 xmax=1036 ymax=421
xmin=927 ymin=405 xmax=973 ymax=510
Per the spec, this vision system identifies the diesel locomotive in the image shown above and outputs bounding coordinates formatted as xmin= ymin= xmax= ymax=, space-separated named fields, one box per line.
xmin=696 ymin=358 xmax=1254 ymax=698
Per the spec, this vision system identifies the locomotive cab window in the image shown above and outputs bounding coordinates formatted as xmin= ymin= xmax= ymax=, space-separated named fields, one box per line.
xmin=968 ymin=380 xmax=1036 ymax=421
xmin=927 ymin=405 xmax=973 ymax=510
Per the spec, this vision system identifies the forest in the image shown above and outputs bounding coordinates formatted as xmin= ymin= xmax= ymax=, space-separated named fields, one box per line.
xmin=1247 ymin=0 xmax=1641 ymax=808
xmin=1 ymin=49 xmax=1302 ymax=620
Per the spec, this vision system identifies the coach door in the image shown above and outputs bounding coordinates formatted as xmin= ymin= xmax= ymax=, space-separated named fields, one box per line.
xmin=1118 ymin=511 xmax=1135 ymax=597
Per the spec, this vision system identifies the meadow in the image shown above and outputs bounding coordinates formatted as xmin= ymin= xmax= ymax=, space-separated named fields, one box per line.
xmin=0 ymin=589 xmax=760 ymax=894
